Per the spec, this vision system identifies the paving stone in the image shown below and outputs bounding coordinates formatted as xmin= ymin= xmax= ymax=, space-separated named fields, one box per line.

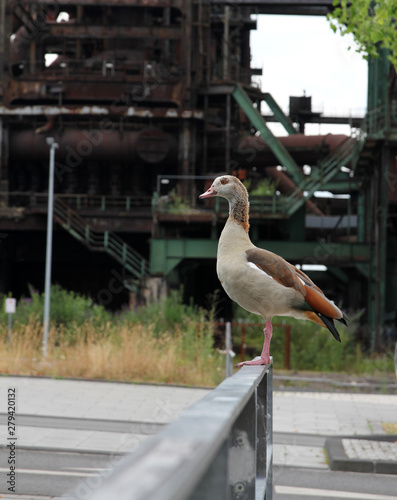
xmin=273 ymin=444 xmax=327 ymax=469
xmin=343 ymin=438 xmax=397 ymax=461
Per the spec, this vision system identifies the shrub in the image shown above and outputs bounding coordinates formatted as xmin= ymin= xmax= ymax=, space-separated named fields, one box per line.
xmin=118 ymin=289 xmax=206 ymax=335
xmin=231 ymin=304 xmax=394 ymax=374
xmin=1 ymin=285 xmax=110 ymax=326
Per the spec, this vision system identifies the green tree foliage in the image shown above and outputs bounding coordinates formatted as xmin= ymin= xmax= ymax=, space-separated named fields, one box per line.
xmin=328 ymin=0 xmax=397 ymax=69
xmin=243 ymin=178 xmax=277 ymax=196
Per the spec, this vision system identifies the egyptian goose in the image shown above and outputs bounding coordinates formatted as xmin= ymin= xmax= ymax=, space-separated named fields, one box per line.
xmin=199 ymin=175 xmax=347 ymax=366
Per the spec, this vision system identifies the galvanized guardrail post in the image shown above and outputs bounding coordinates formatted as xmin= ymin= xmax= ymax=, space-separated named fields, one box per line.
xmin=225 ymin=321 xmax=234 ymax=378
xmin=80 ymin=361 xmax=273 ymax=500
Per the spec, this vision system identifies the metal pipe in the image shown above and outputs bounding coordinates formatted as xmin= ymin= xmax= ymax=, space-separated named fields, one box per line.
xmin=236 ymin=134 xmax=352 ymax=167
xmin=163 ymin=7 xmax=171 ymax=61
xmin=42 ymin=137 xmax=58 ymax=358
xmin=225 ymin=321 xmax=232 ymax=378
xmin=223 ymin=6 xmax=230 ymax=80
xmin=10 ymin=129 xmax=177 ymax=164
xmin=225 ymin=94 xmax=231 ymax=170
xmin=8 ymin=313 xmax=12 ymax=346
xmin=0 ymin=0 xmax=5 ymax=75
xmin=203 ymin=94 xmax=209 ymax=171
xmin=240 ymin=319 xmax=246 ymax=363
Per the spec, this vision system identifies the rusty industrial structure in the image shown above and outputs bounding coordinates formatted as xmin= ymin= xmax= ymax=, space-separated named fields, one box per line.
xmin=0 ymin=0 xmax=396 ymax=349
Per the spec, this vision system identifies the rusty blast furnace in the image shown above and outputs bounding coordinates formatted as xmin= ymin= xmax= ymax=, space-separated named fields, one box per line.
xmin=1 ymin=0 xmax=397 ymax=349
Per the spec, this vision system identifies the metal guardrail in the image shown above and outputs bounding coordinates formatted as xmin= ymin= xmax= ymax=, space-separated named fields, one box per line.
xmin=217 ymin=321 xmax=291 ymax=370
xmin=153 ymin=191 xmax=287 ymax=217
xmin=8 ymin=192 xmax=152 ymax=211
xmin=84 ymin=362 xmax=273 ymax=500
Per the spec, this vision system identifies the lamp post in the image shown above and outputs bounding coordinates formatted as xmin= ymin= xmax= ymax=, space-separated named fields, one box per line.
xmin=43 ymin=137 xmax=58 ymax=358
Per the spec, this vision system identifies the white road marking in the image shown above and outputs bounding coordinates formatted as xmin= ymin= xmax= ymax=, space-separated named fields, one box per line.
xmin=64 ymin=467 xmax=108 ymax=472
xmin=275 ymin=485 xmax=397 ymax=500
xmin=0 ymin=467 xmax=93 ymax=477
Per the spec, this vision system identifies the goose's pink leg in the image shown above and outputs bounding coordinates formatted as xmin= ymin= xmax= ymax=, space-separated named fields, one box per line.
xmin=237 ymin=320 xmax=272 ymax=367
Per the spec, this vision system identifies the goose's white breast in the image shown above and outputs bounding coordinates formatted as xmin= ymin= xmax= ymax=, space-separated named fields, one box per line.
xmin=216 ymin=221 xmax=298 ymax=318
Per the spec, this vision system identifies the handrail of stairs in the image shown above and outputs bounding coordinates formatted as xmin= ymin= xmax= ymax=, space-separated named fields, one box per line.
xmin=284 ymin=133 xmax=363 ymax=216
xmin=53 ymin=197 xmax=149 ymax=280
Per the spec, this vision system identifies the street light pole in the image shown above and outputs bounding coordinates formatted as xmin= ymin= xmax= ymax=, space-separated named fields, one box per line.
xmin=43 ymin=137 xmax=58 ymax=358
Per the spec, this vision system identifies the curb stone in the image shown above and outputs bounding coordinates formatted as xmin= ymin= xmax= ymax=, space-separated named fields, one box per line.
xmin=325 ymin=434 xmax=397 ymax=474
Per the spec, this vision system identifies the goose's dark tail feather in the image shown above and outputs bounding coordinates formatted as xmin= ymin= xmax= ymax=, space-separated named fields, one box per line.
xmin=315 ymin=312 xmax=342 ymax=342
xmin=337 ymin=314 xmax=349 ymax=327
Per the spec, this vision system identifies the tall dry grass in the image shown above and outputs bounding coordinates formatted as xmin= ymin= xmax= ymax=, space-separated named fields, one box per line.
xmin=0 ymin=320 xmax=224 ymax=387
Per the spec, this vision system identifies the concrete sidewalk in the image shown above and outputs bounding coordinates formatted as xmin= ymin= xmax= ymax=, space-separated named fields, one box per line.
xmin=272 ymin=390 xmax=397 ymax=473
xmin=0 ymin=375 xmax=396 ymax=467
xmin=0 ymin=377 xmax=209 ymax=454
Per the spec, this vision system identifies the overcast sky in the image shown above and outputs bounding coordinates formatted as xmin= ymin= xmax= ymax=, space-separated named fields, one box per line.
xmin=250 ymin=15 xmax=368 ymax=135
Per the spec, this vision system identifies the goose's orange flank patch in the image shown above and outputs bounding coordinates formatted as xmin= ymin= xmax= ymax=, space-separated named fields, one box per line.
xmin=304 ymin=286 xmax=339 ymax=318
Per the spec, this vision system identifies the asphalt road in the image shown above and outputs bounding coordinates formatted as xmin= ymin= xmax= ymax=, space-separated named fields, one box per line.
xmin=0 ymin=447 xmax=120 ymax=498
xmin=274 ymin=462 xmax=397 ymax=500
xmin=1 ymin=434 xmax=396 ymax=500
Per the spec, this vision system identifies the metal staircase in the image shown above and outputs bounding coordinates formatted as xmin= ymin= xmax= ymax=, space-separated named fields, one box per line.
xmin=283 ymin=133 xmax=364 ymax=216
xmin=233 ymin=83 xmax=365 ymax=216
xmin=53 ymin=197 xmax=149 ymax=290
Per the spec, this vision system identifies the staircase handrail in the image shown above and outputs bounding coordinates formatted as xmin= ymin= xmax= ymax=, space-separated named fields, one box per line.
xmin=53 ymin=197 xmax=149 ymax=279
xmin=284 ymin=134 xmax=362 ymax=215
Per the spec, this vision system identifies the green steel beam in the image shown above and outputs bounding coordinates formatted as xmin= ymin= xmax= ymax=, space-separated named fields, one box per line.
xmin=150 ymin=238 xmax=371 ymax=275
xmin=261 ymin=92 xmax=297 ymax=135
xmin=321 ymin=181 xmax=360 ymax=192
xmin=232 ymin=84 xmax=305 ymax=186
xmin=367 ymin=49 xmax=389 ymax=112
xmin=150 ymin=239 xmax=218 ymax=275
xmin=257 ymin=240 xmax=371 ymax=265
xmin=321 ymin=172 xmax=360 ymax=193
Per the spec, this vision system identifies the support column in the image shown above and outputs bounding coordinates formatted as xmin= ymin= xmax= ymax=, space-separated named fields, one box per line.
xmin=178 ymin=120 xmax=195 ymax=202
xmin=184 ymin=0 xmax=192 ymax=106
xmin=0 ymin=117 xmax=9 ymax=207
xmin=0 ymin=0 xmax=5 ymax=76
xmin=225 ymin=94 xmax=231 ymax=171
xmin=366 ymin=165 xmax=377 ymax=350
xmin=374 ymin=146 xmax=390 ymax=349
xmin=223 ymin=6 xmax=230 ymax=80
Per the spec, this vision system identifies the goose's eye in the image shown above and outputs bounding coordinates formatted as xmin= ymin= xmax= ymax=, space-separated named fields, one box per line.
xmin=220 ymin=178 xmax=228 ymax=185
